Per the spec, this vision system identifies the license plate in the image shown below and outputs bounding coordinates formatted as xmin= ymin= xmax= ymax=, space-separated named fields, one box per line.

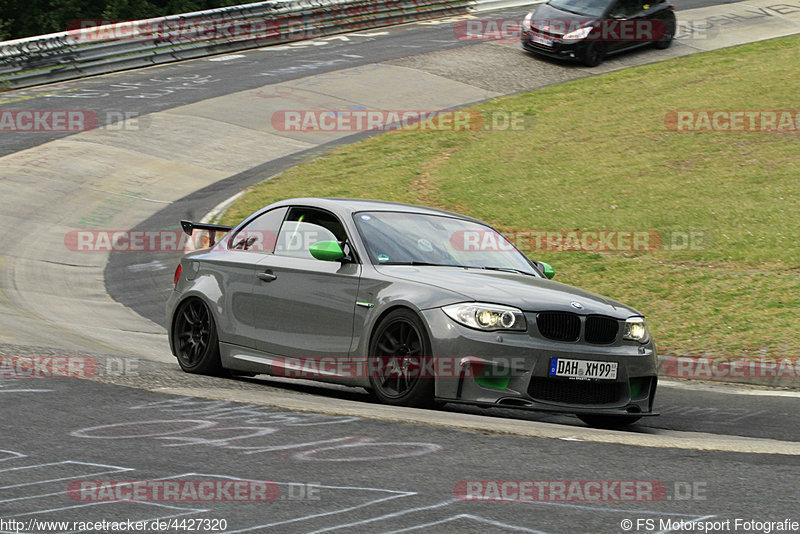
xmin=530 ymin=33 xmax=553 ymax=47
xmin=549 ymin=358 xmax=617 ymax=380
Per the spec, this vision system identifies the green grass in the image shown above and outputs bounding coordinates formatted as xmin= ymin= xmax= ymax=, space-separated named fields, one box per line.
xmin=221 ymin=35 xmax=800 ymax=358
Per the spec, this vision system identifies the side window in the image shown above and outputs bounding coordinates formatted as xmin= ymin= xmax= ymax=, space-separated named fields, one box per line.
xmin=228 ymin=207 xmax=287 ymax=252
xmin=274 ymin=208 xmax=348 ymax=259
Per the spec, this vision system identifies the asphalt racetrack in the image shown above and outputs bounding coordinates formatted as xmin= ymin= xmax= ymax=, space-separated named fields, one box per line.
xmin=1 ymin=3 xmax=799 ymax=532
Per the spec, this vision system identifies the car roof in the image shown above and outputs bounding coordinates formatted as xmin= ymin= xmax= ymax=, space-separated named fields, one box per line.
xmin=263 ymin=197 xmax=485 ymax=224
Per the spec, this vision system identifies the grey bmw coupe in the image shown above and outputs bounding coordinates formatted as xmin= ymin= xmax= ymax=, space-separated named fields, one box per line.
xmin=167 ymin=198 xmax=658 ymax=427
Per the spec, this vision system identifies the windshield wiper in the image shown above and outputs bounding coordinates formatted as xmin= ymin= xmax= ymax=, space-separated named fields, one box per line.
xmin=380 ymin=263 xmax=537 ymax=276
xmin=380 ymin=261 xmax=460 ymax=267
xmin=480 ymin=266 xmax=538 ymax=276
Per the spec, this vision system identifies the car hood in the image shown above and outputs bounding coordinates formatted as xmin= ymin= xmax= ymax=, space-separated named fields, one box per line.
xmin=376 ymin=266 xmax=641 ymax=318
xmin=528 ymin=3 xmax=595 ymax=35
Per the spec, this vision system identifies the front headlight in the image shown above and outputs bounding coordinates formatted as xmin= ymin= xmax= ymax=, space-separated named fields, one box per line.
xmin=522 ymin=12 xmax=533 ymax=31
xmin=623 ymin=317 xmax=650 ymax=343
xmin=562 ymin=26 xmax=593 ymax=40
xmin=443 ymin=303 xmax=527 ymax=332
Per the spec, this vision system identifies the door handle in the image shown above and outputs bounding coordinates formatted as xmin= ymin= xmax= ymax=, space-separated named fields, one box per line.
xmin=257 ymin=270 xmax=277 ymax=282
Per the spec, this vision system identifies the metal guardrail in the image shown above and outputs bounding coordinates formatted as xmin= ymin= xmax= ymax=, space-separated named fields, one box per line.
xmin=0 ymin=0 xmax=499 ymax=89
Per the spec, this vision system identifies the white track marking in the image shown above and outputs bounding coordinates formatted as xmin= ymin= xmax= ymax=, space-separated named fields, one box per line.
xmin=659 ymin=379 xmax=800 ymax=397
xmin=383 ymin=514 xmax=548 ymax=534
xmin=0 ymin=450 xmax=26 ymax=462
xmin=308 ymin=499 xmax=459 ymax=533
xmin=0 ymin=461 xmax=133 ymax=490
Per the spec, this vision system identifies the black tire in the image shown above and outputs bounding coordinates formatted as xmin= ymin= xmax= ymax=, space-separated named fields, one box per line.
xmin=580 ymin=41 xmax=605 ymax=67
xmin=368 ymin=309 xmax=435 ymax=408
xmin=577 ymin=414 xmax=643 ymax=428
xmin=172 ymin=298 xmax=224 ymax=375
xmin=654 ymin=15 xmax=676 ymax=49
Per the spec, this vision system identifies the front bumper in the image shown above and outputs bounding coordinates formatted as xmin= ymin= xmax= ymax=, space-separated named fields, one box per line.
xmin=521 ymin=30 xmax=588 ymax=61
xmin=422 ymin=309 xmax=658 ymax=416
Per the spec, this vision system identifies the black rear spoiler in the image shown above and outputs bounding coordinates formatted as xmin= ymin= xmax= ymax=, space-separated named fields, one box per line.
xmin=180 ymin=220 xmax=233 ymax=247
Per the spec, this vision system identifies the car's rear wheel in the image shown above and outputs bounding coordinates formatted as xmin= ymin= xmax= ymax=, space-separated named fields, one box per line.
xmin=654 ymin=15 xmax=676 ymax=49
xmin=580 ymin=42 xmax=605 ymax=67
xmin=577 ymin=414 xmax=642 ymax=428
xmin=368 ymin=309 xmax=435 ymax=408
xmin=173 ymin=298 xmax=224 ymax=375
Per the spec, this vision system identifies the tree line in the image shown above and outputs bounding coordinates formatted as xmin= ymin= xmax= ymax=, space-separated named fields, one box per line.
xmin=1 ymin=0 xmax=246 ymax=41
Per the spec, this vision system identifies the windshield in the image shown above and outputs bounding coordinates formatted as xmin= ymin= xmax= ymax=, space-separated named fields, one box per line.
xmin=353 ymin=211 xmax=539 ymax=275
xmin=548 ymin=0 xmax=611 ymax=17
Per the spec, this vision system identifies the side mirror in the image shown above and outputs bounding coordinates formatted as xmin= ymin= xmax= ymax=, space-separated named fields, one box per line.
xmin=309 ymin=241 xmax=345 ymax=262
xmin=535 ymin=261 xmax=556 ymax=279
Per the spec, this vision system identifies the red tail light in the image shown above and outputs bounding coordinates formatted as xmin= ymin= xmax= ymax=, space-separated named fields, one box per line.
xmin=173 ymin=264 xmax=182 ymax=286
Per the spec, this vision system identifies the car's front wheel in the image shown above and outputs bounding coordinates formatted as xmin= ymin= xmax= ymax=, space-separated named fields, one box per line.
xmin=578 ymin=414 xmax=643 ymax=428
xmin=580 ymin=41 xmax=605 ymax=67
xmin=368 ymin=309 xmax=435 ymax=408
xmin=654 ymin=14 xmax=676 ymax=49
xmin=173 ymin=298 xmax=224 ymax=375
